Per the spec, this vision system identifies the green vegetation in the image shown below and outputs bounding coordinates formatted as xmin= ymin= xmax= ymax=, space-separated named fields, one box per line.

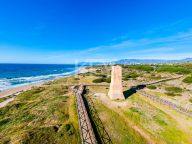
xmin=124 ymin=94 xmax=190 ymax=144
xmin=156 ymin=65 xmax=191 ymax=74
xmin=95 ymin=73 xmax=107 ymax=78
xmin=92 ymin=76 xmax=111 ymax=83
xmin=165 ymin=86 xmax=182 ymax=93
xmin=165 ymin=92 xmax=176 ymax=97
xmin=0 ymin=85 xmax=80 ymax=144
xmin=96 ymin=69 xmax=101 ymax=73
xmin=183 ymin=75 xmax=192 ymax=83
xmin=165 ymin=86 xmax=182 ymax=96
xmin=92 ymin=78 xmax=105 ymax=83
xmin=147 ymin=85 xmax=157 ymax=89
xmin=125 ymin=65 xmax=154 ymax=72
xmin=93 ymin=98 xmax=148 ymax=144
xmin=1 ymin=63 xmax=192 ymax=144
xmin=124 ymin=73 xmax=139 ymax=80
xmin=105 ymin=76 xmax=111 ymax=83
xmin=0 ymin=96 xmax=14 ymax=103
xmin=148 ymin=74 xmax=162 ymax=80
xmin=0 ymin=97 xmax=5 ymax=103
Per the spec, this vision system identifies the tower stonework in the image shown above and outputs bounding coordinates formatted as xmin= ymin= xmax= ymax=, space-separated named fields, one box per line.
xmin=108 ymin=65 xmax=125 ymax=100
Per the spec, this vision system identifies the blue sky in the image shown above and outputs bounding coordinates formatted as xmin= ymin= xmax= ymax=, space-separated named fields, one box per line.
xmin=0 ymin=0 xmax=192 ymax=64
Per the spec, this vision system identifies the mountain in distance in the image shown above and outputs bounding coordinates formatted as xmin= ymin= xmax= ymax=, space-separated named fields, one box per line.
xmin=113 ymin=58 xmax=192 ymax=64
xmin=78 ymin=58 xmax=192 ymax=65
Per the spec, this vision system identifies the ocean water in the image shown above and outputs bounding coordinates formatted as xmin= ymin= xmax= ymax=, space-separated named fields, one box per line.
xmin=0 ymin=64 xmax=78 ymax=91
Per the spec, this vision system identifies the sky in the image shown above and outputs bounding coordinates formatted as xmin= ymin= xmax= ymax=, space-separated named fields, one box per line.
xmin=0 ymin=0 xmax=192 ymax=64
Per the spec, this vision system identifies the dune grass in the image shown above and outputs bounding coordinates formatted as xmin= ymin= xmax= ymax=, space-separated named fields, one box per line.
xmin=183 ymin=75 xmax=192 ymax=84
xmin=123 ymin=94 xmax=191 ymax=144
xmin=0 ymin=85 xmax=80 ymax=144
xmin=92 ymin=98 xmax=148 ymax=144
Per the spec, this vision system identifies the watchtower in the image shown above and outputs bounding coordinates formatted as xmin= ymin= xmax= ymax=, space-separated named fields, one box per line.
xmin=108 ymin=65 xmax=125 ymax=100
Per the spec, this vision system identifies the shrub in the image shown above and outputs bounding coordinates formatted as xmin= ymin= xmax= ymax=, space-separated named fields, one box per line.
xmin=130 ymin=107 xmax=143 ymax=115
xmin=165 ymin=92 xmax=176 ymax=97
xmin=165 ymin=86 xmax=182 ymax=93
xmin=105 ymin=77 xmax=111 ymax=83
xmin=128 ymin=65 xmax=154 ymax=72
xmin=125 ymin=73 xmax=139 ymax=80
xmin=0 ymin=97 xmax=5 ymax=103
xmin=92 ymin=78 xmax=105 ymax=83
xmin=92 ymin=77 xmax=111 ymax=83
xmin=189 ymin=98 xmax=192 ymax=103
xmin=165 ymin=86 xmax=182 ymax=96
xmin=64 ymin=123 xmax=74 ymax=135
xmin=156 ymin=65 xmax=191 ymax=74
xmin=147 ymin=85 xmax=157 ymax=89
xmin=183 ymin=76 xmax=192 ymax=84
xmin=95 ymin=74 xmax=107 ymax=78
xmin=96 ymin=69 xmax=101 ymax=73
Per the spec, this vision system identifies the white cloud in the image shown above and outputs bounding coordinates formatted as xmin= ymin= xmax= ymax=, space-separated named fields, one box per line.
xmin=81 ymin=29 xmax=192 ymax=55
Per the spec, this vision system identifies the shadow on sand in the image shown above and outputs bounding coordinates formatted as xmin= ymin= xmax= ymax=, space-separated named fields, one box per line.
xmin=123 ymin=84 xmax=146 ymax=99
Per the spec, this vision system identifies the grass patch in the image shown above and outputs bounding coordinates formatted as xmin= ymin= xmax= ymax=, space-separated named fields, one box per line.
xmin=165 ymin=86 xmax=182 ymax=96
xmin=147 ymin=85 xmax=157 ymax=90
xmin=183 ymin=75 xmax=192 ymax=84
xmin=129 ymin=107 xmax=144 ymax=115
xmin=165 ymin=92 xmax=176 ymax=97
xmin=126 ymin=94 xmax=191 ymax=143
xmin=0 ymin=85 xmax=80 ymax=144
xmin=92 ymin=78 xmax=105 ymax=83
xmin=156 ymin=65 xmax=191 ymax=74
xmin=0 ymin=97 xmax=6 ymax=103
xmin=94 ymin=99 xmax=148 ymax=144
xmin=153 ymin=115 xmax=167 ymax=126
xmin=124 ymin=73 xmax=139 ymax=80
xmin=92 ymin=77 xmax=111 ymax=83
xmin=126 ymin=65 xmax=154 ymax=72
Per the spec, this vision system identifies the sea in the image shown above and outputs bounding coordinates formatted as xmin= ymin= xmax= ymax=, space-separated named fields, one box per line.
xmin=0 ymin=64 xmax=80 ymax=91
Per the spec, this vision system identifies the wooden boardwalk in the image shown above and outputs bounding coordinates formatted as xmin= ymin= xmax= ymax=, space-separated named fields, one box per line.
xmin=75 ymin=84 xmax=97 ymax=144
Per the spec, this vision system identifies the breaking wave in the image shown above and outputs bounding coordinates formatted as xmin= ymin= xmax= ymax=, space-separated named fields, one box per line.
xmin=0 ymin=70 xmax=76 ymax=91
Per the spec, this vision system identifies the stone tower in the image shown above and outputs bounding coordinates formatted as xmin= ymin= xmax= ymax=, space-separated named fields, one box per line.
xmin=108 ymin=65 xmax=125 ymax=100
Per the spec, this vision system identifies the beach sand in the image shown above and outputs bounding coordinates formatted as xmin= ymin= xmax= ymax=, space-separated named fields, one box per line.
xmin=0 ymin=82 xmax=44 ymax=98
xmin=0 ymin=67 xmax=88 ymax=107
xmin=0 ymin=82 xmax=43 ymax=108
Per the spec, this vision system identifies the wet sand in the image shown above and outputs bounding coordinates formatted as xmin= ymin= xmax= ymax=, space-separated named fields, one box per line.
xmin=0 ymin=82 xmax=44 ymax=98
xmin=0 ymin=67 xmax=88 ymax=107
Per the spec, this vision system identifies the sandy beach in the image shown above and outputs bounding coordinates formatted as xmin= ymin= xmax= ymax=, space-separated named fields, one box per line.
xmin=0 ymin=82 xmax=44 ymax=98
xmin=0 ymin=67 xmax=88 ymax=107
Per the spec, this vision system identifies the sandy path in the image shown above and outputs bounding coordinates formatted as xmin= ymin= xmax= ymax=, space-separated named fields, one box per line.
xmin=0 ymin=97 xmax=15 ymax=108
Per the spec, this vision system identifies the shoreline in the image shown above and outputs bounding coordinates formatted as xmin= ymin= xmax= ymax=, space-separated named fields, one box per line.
xmin=0 ymin=67 xmax=88 ymax=107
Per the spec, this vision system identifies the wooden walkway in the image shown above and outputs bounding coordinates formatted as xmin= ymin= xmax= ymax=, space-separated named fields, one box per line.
xmin=75 ymin=84 xmax=97 ymax=144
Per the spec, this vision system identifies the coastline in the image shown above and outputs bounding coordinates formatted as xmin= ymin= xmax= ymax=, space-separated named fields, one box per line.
xmin=0 ymin=66 xmax=88 ymax=107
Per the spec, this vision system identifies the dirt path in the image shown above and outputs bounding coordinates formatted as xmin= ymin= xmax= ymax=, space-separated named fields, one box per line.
xmin=0 ymin=97 xmax=15 ymax=108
